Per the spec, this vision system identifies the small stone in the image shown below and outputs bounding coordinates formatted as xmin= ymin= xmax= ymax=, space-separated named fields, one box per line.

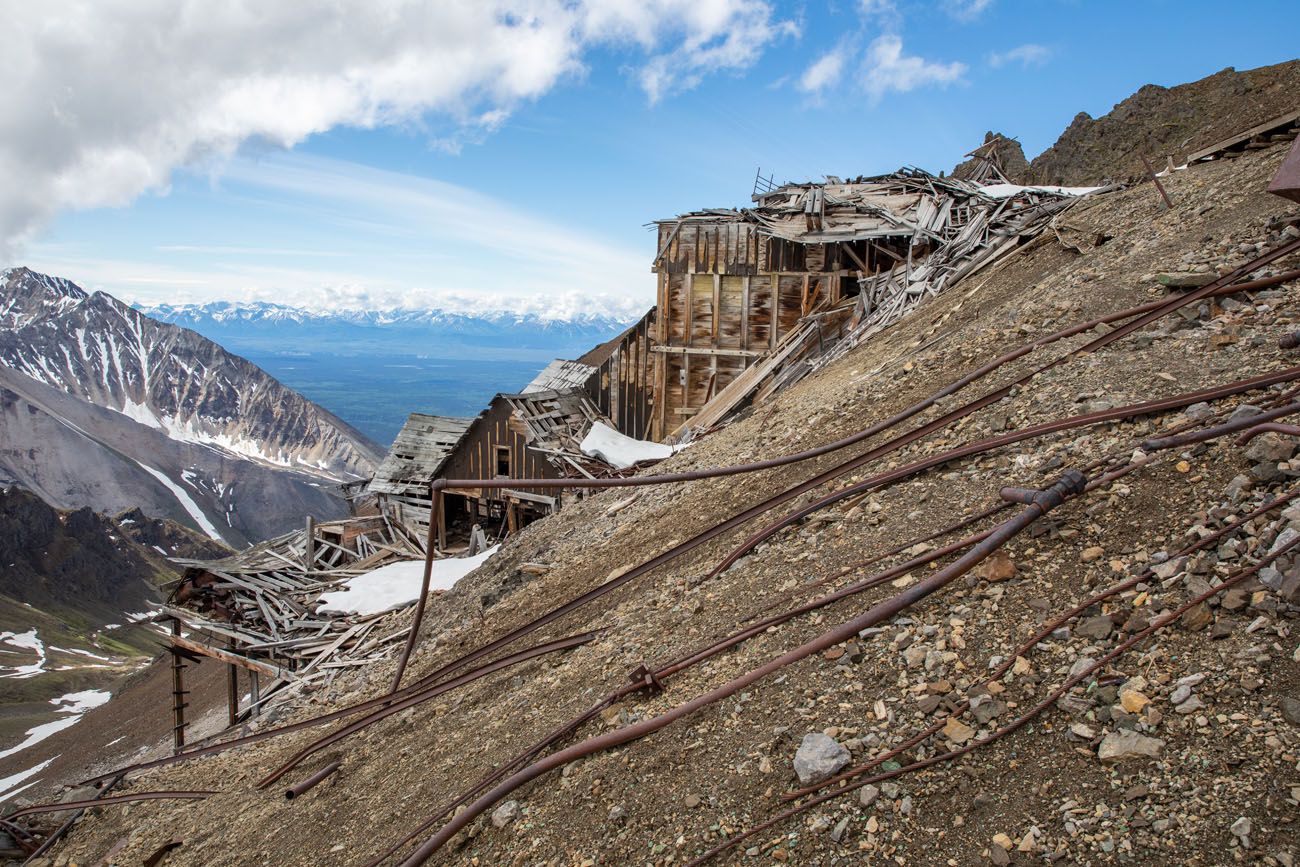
xmin=1231 ymin=816 xmax=1252 ymax=839
xmin=684 ymin=794 xmax=701 ymax=808
xmin=989 ymin=844 xmax=1010 ymax=866
xmin=991 ymin=833 xmax=1014 ymax=850
xmin=1181 ymin=602 xmax=1213 ymax=631
xmin=830 ymin=816 xmax=851 ymax=843
xmin=1069 ymin=723 xmax=1096 ymax=740
xmin=1097 ymin=730 xmax=1164 ymax=763
xmin=1183 ymin=402 xmax=1214 ymax=421
xmin=1078 ymin=615 xmax=1113 ymax=640
xmin=1119 ymin=688 xmax=1150 ymax=714
xmin=1080 ymin=546 xmax=1105 ymax=563
xmin=1175 ymin=695 xmax=1206 ymax=714
xmin=793 ymin=733 xmax=851 ymax=786
xmin=491 ymin=800 xmax=521 ymax=829
xmin=1169 ymin=684 xmax=1192 ymax=705
xmin=1156 ymin=272 xmax=1218 ymax=289
xmin=859 ymin=784 xmax=880 ymax=808
xmin=942 ymin=717 xmax=976 ymax=744
xmin=607 ymin=805 xmax=627 ymax=823
xmin=976 ymin=550 xmax=1017 ymax=582
xmin=1245 ymin=432 xmax=1297 ymax=464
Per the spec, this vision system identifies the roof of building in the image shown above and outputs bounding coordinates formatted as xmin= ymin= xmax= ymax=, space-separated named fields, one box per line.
xmin=501 ymin=388 xmax=607 ymax=455
xmin=368 ymin=413 xmax=474 ymax=496
xmin=522 ymin=359 xmax=597 ymax=394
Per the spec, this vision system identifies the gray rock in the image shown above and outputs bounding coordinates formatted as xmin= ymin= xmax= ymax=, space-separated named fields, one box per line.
xmin=1174 ymin=696 xmax=1205 ymax=715
xmin=1281 ymin=696 xmax=1300 ymax=726
xmin=1228 ymin=404 xmax=1264 ymax=424
xmin=793 ymin=733 xmax=851 ymax=785
xmin=1244 ymin=432 xmax=1297 ymax=464
xmin=1077 ymin=615 xmax=1114 ymax=640
xmin=1169 ymin=684 xmax=1192 ymax=705
xmin=1156 ymin=272 xmax=1218 ymax=289
xmin=830 ymin=816 xmax=851 ymax=842
xmin=491 ymin=799 xmax=521 ymax=829
xmin=859 ymin=784 xmax=880 ymax=808
xmin=1183 ymin=402 xmax=1214 ymax=421
xmin=1097 ymin=730 xmax=1164 ymax=763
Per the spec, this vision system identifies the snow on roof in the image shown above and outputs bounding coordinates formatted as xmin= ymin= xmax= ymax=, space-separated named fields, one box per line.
xmin=579 ymin=422 xmax=681 ymax=470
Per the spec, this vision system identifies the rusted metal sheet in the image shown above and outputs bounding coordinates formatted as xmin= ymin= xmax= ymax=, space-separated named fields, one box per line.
xmin=1267 ymin=136 xmax=1300 ymax=203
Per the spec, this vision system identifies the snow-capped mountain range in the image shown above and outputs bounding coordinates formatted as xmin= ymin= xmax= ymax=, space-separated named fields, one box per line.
xmin=0 ymin=267 xmax=383 ymax=546
xmin=141 ymin=298 xmax=644 ymax=330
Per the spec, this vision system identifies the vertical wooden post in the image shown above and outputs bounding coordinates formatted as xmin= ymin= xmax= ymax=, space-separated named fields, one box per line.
xmin=226 ymin=648 xmax=239 ymax=728
xmin=304 ymin=516 xmax=316 ymax=570
xmin=434 ymin=487 xmax=446 ymax=553
xmin=249 ymin=671 xmax=261 ymax=717
xmin=170 ymin=620 xmax=186 ymax=753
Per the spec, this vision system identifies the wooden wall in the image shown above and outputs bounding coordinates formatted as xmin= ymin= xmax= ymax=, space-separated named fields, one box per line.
xmin=583 ymin=308 xmax=655 ymax=441
xmin=650 ymin=217 xmax=877 ymax=440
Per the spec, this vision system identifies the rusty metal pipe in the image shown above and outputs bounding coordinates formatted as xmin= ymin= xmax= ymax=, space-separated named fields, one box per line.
xmin=81 ymin=630 xmax=602 ymax=789
xmin=1235 ymin=421 xmax=1300 ymax=445
xmin=395 ymin=470 xmax=1086 ymax=866
xmin=285 ymin=761 xmax=341 ymax=800
xmin=257 ymin=629 xmax=600 ymax=788
xmin=3 ymin=791 xmax=214 ymax=821
xmin=1140 ymin=400 xmax=1300 ymax=451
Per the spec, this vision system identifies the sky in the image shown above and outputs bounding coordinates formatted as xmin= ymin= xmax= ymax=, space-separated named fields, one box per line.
xmin=2 ymin=0 xmax=1298 ymax=319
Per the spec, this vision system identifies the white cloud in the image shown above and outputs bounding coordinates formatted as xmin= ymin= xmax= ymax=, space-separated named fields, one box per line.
xmin=0 ymin=1 xmax=794 ymax=253
xmin=799 ymin=47 xmax=849 ymax=94
xmin=26 ymin=152 xmax=656 ymax=319
xmin=861 ymin=35 xmax=967 ymax=103
xmin=857 ymin=0 xmax=903 ymax=30
xmin=943 ymin=0 xmax=994 ymax=21
xmin=988 ymin=43 xmax=1052 ymax=69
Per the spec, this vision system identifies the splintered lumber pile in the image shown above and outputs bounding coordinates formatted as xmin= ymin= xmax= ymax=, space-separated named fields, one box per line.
xmin=165 ymin=515 xmax=431 ymax=709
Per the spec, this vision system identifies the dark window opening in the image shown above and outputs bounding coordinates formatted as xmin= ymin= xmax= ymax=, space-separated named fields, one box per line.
xmin=494 ymin=446 xmax=512 ymax=478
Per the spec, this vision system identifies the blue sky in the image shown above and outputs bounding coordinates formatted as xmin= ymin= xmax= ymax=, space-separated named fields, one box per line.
xmin=6 ymin=0 xmax=1299 ymax=318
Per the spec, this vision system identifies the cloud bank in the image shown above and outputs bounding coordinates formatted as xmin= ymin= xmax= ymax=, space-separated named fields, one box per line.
xmin=0 ymin=1 xmax=795 ymax=253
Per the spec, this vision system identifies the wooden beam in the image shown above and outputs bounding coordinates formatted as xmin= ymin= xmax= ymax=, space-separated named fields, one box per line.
xmin=650 ymin=345 xmax=763 ymax=358
xmin=170 ymin=634 xmax=290 ymax=680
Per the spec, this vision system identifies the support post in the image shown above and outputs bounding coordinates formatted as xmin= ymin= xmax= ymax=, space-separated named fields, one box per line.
xmin=249 ymin=671 xmax=261 ymax=718
xmin=304 ymin=515 xmax=316 ymax=570
xmin=170 ymin=620 xmax=187 ymax=753
xmin=226 ymin=649 xmax=239 ymax=728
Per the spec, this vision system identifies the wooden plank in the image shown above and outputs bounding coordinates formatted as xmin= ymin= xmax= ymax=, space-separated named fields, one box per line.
xmin=170 ymin=634 xmax=291 ymax=679
xmin=649 ymin=345 xmax=763 ymax=358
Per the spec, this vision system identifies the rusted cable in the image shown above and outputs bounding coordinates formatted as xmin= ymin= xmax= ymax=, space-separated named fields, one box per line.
xmin=3 ymin=791 xmax=214 ymax=821
xmin=394 ymin=470 xmax=1086 ymax=866
xmin=256 ymin=629 xmax=600 ymax=788
xmin=783 ymin=485 xmax=1300 ymax=802
xmin=82 ymin=630 xmax=603 ymax=788
xmin=21 ymin=773 xmax=125 ymax=864
xmin=285 ymin=761 xmax=341 ymax=800
xmin=688 ymin=508 xmax=1300 ymax=865
xmin=707 ymin=366 xmax=1300 ymax=581
xmin=391 ymin=264 xmax=1300 ymax=696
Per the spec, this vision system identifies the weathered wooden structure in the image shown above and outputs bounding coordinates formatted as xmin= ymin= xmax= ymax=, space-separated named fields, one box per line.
xmin=435 ymin=388 xmax=612 ymax=545
xmin=368 ymin=413 xmax=473 ymax=536
xmin=651 ymin=168 xmax=1107 ymax=438
xmin=578 ymin=307 xmax=656 ymax=441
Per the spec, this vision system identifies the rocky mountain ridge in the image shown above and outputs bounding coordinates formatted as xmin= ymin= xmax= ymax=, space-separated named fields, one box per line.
xmin=0 ymin=268 xmax=384 ymax=546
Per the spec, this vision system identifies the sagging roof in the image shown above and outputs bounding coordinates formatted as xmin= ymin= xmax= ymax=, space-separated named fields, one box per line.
xmin=658 ymin=168 xmax=1100 ymax=247
xmin=368 ymin=413 xmax=474 ymax=496
xmin=522 ymin=359 xmax=596 ymax=394
xmin=502 ymin=388 xmax=608 ymax=455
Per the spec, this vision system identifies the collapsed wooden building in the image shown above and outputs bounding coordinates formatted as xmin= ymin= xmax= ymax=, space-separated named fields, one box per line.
xmin=649 ymin=165 xmax=1105 ymax=438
